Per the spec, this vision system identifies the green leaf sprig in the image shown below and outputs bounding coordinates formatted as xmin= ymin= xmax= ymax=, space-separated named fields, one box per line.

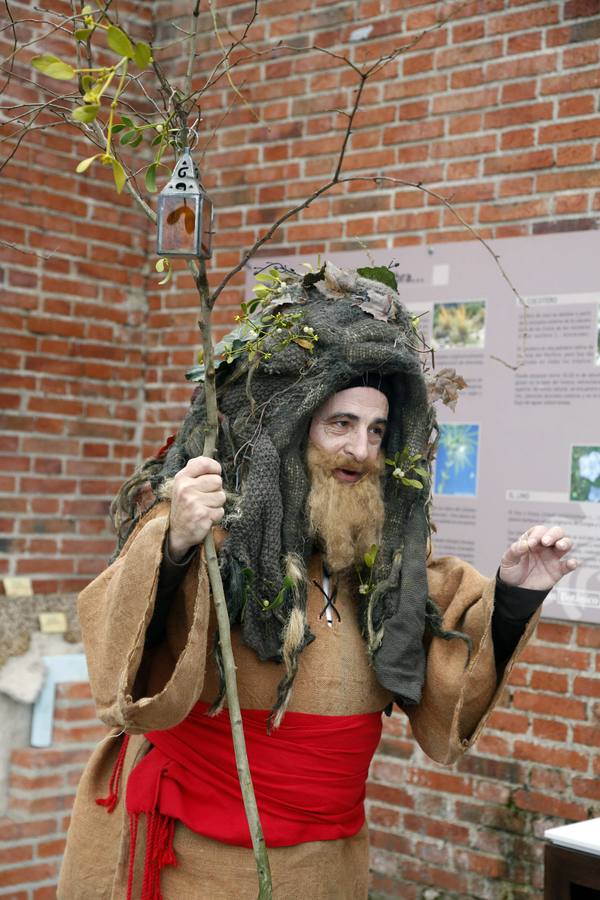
xmin=357 ymin=544 xmax=378 ymax=597
xmin=385 ymin=448 xmax=429 ymax=490
xmin=31 ymin=7 xmax=164 ymax=195
xmin=186 ymin=285 xmax=318 ymax=382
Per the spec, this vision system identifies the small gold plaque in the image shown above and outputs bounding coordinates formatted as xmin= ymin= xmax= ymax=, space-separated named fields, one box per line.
xmin=38 ymin=612 xmax=68 ymax=634
xmin=3 ymin=577 xmax=33 ymax=597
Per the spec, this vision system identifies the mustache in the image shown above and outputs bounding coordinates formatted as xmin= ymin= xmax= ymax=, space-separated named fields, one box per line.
xmin=306 ymin=443 xmax=384 ymax=476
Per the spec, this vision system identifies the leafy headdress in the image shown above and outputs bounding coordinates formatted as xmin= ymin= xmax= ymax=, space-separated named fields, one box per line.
xmin=112 ymin=262 xmax=467 ymax=726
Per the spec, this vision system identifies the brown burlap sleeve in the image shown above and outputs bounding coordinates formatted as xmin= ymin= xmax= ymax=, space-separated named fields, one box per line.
xmin=77 ymin=502 xmax=211 ymax=733
xmin=406 ymin=554 xmax=541 ymax=766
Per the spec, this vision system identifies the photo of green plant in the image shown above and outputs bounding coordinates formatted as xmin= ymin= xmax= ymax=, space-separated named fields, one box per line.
xmin=570 ymin=445 xmax=600 ymax=503
xmin=434 ymin=423 xmax=480 ymax=496
xmin=432 ymin=300 xmax=486 ymax=349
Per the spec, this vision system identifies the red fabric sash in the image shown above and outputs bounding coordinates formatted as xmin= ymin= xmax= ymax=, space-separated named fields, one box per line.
xmin=97 ymin=704 xmax=382 ymax=899
xmin=130 ymin=702 xmax=382 ymax=848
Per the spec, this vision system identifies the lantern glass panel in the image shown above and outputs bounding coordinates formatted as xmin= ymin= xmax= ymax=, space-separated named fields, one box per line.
xmin=201 ymin=196 xmax=213 ymax=257
xmin=157 ymin=194 xmax=201 ymax=256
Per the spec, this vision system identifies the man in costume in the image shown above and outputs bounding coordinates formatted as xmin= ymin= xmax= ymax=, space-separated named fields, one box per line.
xmin=58 ymin=264 xmax=576 ymax=899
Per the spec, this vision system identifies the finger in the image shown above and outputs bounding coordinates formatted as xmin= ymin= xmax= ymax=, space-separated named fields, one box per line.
xmin=190 ymin=474 xmax=223 ymax=493
xmin=208 ymin=506 xmax=225 ymax=523
xmin=552 ymin=537 xmax=573 ymax=557
xmin=180 ymin=456 xmax=222 ymax=478
xmin=523 ymin=524 xmax=553 ymax=548
xmin=539 ymin=525 xmax=565 ymax=548
xmin=502 ymin=537 xmax=530 ymax=566
xmin=174 ymin=474 xmax=223 ymax=497
xmin=199 ymin=490 xmax=227 ymax=508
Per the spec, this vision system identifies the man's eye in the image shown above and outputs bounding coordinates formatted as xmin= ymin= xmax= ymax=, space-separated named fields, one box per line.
xmin=370 ymin=427 xmax=385 ymax=438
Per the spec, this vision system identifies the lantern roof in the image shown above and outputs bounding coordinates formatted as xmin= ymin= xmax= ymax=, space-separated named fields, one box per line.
xmin=159 ymin=150 xmax=206 ymax=197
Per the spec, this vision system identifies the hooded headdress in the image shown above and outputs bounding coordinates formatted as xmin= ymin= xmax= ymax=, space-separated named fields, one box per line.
xmin=112 ymin=262 xmax=466 ymax=726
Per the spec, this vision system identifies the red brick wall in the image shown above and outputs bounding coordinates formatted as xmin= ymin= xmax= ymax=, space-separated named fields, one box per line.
xmin=1 ymin=1 xmax=599 ymax=897
xmin=0 ymin=684 xmax=104 ymax=898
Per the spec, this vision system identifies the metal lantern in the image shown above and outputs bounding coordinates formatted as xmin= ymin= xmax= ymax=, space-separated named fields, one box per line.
xmin=156 ymin=150 xmax=213 ymax=258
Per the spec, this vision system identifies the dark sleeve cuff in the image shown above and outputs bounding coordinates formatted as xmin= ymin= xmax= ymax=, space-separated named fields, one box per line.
xmin=144 ymin=535 xmax=198 ymax=648
xmin=491 ymin=570 xmax=548 ymax=668
xmin=161 ymin=538 xmax=198 ymax=584
xmin=494 ymin=570 xmax=549 ymax=622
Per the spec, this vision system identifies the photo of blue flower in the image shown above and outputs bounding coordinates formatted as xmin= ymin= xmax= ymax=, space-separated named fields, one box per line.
xmin=434 ymin=423 xmax=480 ymax=496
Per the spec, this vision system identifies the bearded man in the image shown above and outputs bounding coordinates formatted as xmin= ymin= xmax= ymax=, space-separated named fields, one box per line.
xmin=58 ymin=265 xmax=576 ymax=900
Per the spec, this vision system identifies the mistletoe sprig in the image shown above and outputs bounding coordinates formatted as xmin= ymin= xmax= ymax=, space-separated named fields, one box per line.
xmin=241 ymin=569 xmax=295 ymax=614
xmin=186 ymin=278 xmax=319 ymax=382
xmin=385 ymin=448 xmax=429 ymax=490
xmin=357 ymin=544 xmax=378 ymax=597
xmin=31 ymin=5 xmax=176 ymax=194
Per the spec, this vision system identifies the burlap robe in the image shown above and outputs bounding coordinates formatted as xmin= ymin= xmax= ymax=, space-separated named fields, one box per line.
xmin=58 ymin=505 xmax=540 ymax=899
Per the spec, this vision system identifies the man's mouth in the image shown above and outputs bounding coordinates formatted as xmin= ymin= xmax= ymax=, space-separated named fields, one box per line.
xmin=333 ymin=468 xmax=364 ymax=484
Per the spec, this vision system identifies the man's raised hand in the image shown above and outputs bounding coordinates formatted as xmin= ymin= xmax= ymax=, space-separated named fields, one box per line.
xmin=167 ymin=456 xmax=225 ymax=561
xmin=499 ymin=524 xmax=577 ymax=592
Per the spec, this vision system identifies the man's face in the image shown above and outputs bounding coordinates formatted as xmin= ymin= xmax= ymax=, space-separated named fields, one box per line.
xmin=308 ymin=387 xmax=389 ymax=481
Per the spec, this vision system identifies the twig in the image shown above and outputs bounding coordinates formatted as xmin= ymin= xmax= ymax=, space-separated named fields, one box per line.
xmin=207 ymin=0 xmax=261 ymax=123
xmin=0 ymin=0 xmax=17 ymax=94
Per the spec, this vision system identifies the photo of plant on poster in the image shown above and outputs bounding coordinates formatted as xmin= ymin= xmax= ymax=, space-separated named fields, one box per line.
xmin=0 ymin=2 xmax=530 ymax=895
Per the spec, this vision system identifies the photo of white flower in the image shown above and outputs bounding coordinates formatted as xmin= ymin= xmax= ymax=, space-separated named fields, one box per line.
xmin=571 ymin=446 xmax=600 ymax=503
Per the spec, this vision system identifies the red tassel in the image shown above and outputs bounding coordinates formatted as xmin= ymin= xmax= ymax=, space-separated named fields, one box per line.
xmin=126 ymin=812 xmax=139 ymax=900
xmin=96 ymin=734 xmax=130 ymax=814
xmin=137 ymin=810 xmax=177 ymax=900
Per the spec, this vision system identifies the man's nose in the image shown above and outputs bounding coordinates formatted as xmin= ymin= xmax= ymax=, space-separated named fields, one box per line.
xmin=345 ymin=429 xmax=369 ymax=462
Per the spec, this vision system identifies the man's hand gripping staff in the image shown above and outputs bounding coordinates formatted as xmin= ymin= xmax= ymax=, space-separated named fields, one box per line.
xmin=167 ymin=456 xmax=226 ymax=562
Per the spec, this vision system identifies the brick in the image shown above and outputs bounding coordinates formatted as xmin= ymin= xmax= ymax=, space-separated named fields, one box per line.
xmin=513 ymin=741 xmax=589 ymax=771
xmin=532 ymin=718 xmax=568 ymax=741
xmin=539 ymin=117 xmax=600 ymax=143
xmin=530 ymin=671 xmax=568 ymax=693
xmin=576 ymin=625 xmax=600 ymax=648
xmin=0 ymin=863 xmax=57 ymax=887
xmin=519 ymin=645 xmax=591 ymax=669
xmin=485 ymin=150 xmax=553 ymax=175
xmin=513 ymin=789 xmax=588 ymax=820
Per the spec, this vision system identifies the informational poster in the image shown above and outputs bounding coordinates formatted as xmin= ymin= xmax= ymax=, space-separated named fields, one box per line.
xmin=246 ymin=231 xmax=600 ymax=624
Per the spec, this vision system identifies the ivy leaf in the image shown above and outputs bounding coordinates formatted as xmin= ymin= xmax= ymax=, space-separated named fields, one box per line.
xmin=111 ymin=158 xmax=126 ymax=193
xmin=357 ymin=266 xmax=398 ymax=293
xmin=106 ymin=25 xmax=134 ymax=59
xmin=71 ymin=104 xmax=99 ymax=123
xmin=145 ymin=163 xmax=157 ymax=192
xmin=74 ymin=27 xmax=93 ymax=41
xmin=32 ymin=55 xmax=75 ymax=80
xmin=133 ymin=41 xmax=152 ymax=70
xmin=75 ymin=154 xmax=101 ymax=173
